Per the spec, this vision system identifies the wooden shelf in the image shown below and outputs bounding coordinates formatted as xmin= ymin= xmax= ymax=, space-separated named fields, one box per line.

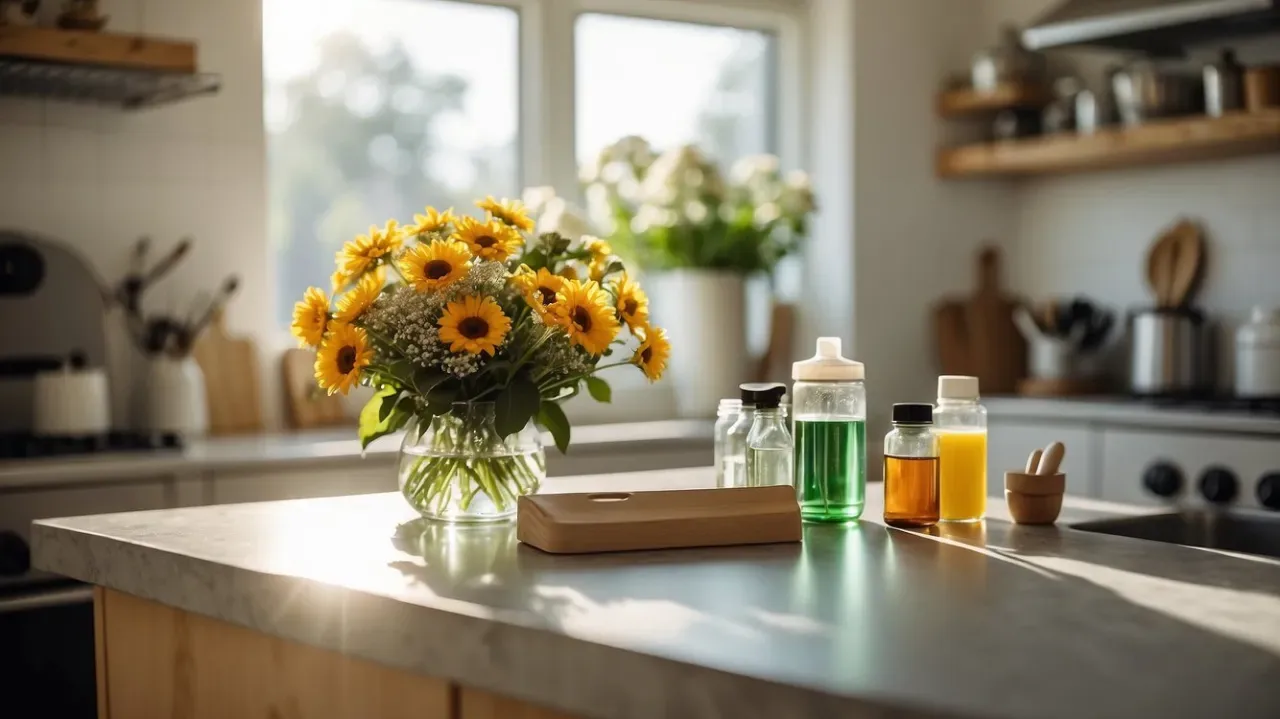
xmin=936 ymin=82 xmax=1052 ymax=118
xmin=0 ymin=27 xmax=215 ymax=109
xmin=936 ymin=109 xmax=1280 ymax=179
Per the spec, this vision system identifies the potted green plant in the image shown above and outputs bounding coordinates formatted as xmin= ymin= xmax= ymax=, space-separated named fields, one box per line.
xmin=580 ymin=137 xmax=816 ymax=416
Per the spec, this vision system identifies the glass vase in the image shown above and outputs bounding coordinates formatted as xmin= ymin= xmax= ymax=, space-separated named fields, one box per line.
xmin=398 ymin=402 xmax=545 ymax=523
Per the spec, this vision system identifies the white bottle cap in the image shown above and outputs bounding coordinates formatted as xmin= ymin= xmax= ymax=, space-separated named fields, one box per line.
xmin=792 ymin=337 xmax=864 ymax=381
xmin=938 ymin=375 xmax=979 ymax=400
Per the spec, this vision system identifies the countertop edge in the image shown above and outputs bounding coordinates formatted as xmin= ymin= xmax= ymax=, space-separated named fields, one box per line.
xmin=0 ymin=420 xmax=713 ymax=489
xmin=30 ymin=520 xmax=964 ymax=719
xmin=983 ymin=397 xmax=1280 ymax=435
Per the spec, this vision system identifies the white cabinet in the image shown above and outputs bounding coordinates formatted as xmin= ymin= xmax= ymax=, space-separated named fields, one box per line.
xmin=0 ymin=479 xmax=172 ymax=540
xmin=987 ymin=419 xmax=1097 ymax=498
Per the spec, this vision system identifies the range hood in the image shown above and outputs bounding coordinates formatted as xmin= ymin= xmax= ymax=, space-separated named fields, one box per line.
xmin=1022 ymin=0 xmax=1280 ymax=53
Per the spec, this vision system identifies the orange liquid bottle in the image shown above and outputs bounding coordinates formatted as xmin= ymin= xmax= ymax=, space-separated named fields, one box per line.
xmin=882 ymin=403 xmax=940 ymax=528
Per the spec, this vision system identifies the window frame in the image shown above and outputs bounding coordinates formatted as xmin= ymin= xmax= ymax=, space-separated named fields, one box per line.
xmin=266 ymin=0 xmax=809 ymax=422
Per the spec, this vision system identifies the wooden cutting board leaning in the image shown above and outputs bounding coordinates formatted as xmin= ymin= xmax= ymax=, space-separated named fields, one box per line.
xmin=932 ymin=246 xmax=1026 ymax=394
xmin=192 ymin=310 xmax=264 ymax=436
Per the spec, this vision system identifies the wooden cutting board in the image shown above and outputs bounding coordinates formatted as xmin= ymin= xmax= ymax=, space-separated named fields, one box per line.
xmin=517 ymin=485 xmax=802 ymax=554
xmin=931 ymin=247 xmax=1025 ymax=393
xmin=192 ymin=311 xmax=264 ymax=436
xmin=282 ymin=347 xmax=351 ymax=430
xmin=965 ymin=248 xmax=1025 ymax=394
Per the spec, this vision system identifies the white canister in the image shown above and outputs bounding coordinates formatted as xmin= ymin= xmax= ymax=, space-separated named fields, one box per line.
xmin=1236 ymin=307 xmax=1280 ymax=399
xmin=33 ymin=361 xmax=111 ymax=436
xmin=146 ymin=356 xmax=209 ymax=436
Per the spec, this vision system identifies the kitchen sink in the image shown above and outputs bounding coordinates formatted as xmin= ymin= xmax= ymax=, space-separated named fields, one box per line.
xmin=1072 ymin=510 xmax=1280 ymax=560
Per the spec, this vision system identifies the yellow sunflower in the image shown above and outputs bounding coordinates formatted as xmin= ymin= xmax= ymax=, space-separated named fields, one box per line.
xmin=399 ymin=239 xmax=471 ymax=293
xmin=290 ymin=287 xmax=330 ymax=348
xmin=407 ymin=207 xmax=454 ymax=237
xmin=582 ymin=235 xmax=613 ymax=263
xmin=438 ymin=295 xmax=512 ymax=356
xmin=476 ymin=196 xmax=535 ymax=232
xmin=554 ymin=279 xmax=620 ymax=355
xmin=512 ymin=266 xmax=565 ymax=322
xmin=633 ymin=325 xmax=671 ymax=382
xmin=452 ymin=216 xmax=523 ymax=262
xmin=612 ymin=273 xmax=649 ymax=332
xmin=334 ymin=268 xmax=384 ymax=324
xmin=314 ymin=323 xmax=373 ymax=396
xmin=336 ymin=220 xmax=404 ymax=279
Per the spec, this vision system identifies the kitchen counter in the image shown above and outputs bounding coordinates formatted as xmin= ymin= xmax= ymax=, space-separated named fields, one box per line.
xmin=985 ymin=396 xmax=1280 ymax=435
xmin=32 ymin=468 xmax=1280 ymax=719
xmin=0 ymin=419 xmax=711 ymax=489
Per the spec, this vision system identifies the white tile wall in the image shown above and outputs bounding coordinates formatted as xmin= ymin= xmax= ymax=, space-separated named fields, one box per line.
xmin=0 ymin=0 xmax=273 ymax=427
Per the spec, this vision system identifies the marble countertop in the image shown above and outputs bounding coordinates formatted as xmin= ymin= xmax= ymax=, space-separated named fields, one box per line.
xmin=0 ymin=420 xmax=711 ymax=489
xmin=32 ymin=468 xmax=1280 ymax=719
xmin=984 ymin=396 xmax=1280 ymax=435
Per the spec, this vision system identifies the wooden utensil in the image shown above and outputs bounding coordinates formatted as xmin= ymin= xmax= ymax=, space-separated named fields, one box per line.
xmin=1167 ymin=220 xmax=1204 ymax=308
xmin=517 ymin=485 xmax=802 ymax=554
xmin=753 ymin=303 xmax=795 ymax=381
xmin=1146 ymin=231 xmax=1177 ymax=307
xmin=964 ymin=247 xmax=1026 ymax=394
xmin=1036 ymin=441 xmax=1066 ymax=475
xmin=192 ymin=310 xmax=263 ymax=436
xmin=1005 ymin=471 xmax=1065 ymax=525
xmin=282 ymin=348 xmax=351 ymax=430
xmin=1025 ymin=449 xmax=1043 ymax=474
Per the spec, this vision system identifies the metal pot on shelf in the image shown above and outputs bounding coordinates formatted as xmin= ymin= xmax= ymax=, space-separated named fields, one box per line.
xmin=1112 ymin=60 xmax=1203 ymax=127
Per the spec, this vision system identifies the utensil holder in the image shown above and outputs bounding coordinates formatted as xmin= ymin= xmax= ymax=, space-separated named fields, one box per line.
xmin=1005 ymin=471 xmax=1065 ymax=525
xmin=146 ymin=356 xmax=208 ymax=437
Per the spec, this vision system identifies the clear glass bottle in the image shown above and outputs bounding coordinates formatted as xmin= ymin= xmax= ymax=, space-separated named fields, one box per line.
xmin=933 ymin=376 xmax=988 ymax=523
xmin=883 ymin=403 xmax=939 ymax=528
xmin=713 ymin=399 xmax=743 ymax=487
xmin=721 ymin=391 xmax=758 ymax=489
xmin=791 ymin=337 xmax=867 ymax=522
xmin=744 ymin=383 xmax=792 ymax=487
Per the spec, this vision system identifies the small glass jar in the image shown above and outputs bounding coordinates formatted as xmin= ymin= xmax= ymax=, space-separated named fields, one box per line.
xmin=722 ymin=401 xmax=758 ymax=489
xmin=883 ymin=403 xmax=939 ymax=528
xmin=714 ymin=399 xmax=743 ymax=486
xmin=743 ymin=384 xmax=792 ymax=487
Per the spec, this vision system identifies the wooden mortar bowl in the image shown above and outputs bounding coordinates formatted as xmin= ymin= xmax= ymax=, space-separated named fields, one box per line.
xmin=1005 ymin=471 xmax=1065 ymax=525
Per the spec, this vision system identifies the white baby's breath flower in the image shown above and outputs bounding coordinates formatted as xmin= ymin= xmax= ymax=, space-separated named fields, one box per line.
xmin=684 ymin=200 xmax=709 ymax=224
xmin=753 ymin=202 xmax=782 ymax=227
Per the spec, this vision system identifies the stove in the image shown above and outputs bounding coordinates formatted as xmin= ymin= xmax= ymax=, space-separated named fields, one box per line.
xmin=0 ymin=431 xmax=182 ymax=461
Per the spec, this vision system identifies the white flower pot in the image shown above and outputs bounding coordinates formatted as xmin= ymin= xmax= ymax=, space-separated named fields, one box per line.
xmin=146 ymin=356 xmax=208 ymax=437
xmin=646 ymin=269 xmax=748 ymax=418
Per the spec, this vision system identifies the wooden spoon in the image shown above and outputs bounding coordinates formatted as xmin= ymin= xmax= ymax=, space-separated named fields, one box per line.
xmin=1146 ymin=235 xmax=1175 ymax=308
xmin=1167 ymin=220 xmax=1204 ymax=308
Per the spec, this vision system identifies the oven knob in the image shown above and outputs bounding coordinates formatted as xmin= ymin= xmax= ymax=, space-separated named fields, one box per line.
xmin=0 ymin=531 xmax=31 ymax=576
xmin=1143 ymin=462 xmax=1184 ymax=498
xmin=1198 ymin=467 xmax=1238 ymax=504
xmin=1258 ymin=473 xmax=1280 ymax=511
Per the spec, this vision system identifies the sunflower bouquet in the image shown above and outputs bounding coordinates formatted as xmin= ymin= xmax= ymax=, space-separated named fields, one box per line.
xmin=291 ymin=197 xmax=670 ymax=521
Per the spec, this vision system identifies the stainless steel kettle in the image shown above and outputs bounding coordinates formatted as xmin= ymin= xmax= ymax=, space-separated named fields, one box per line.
xmin=1128 ymin=309 xmax=1210 ymax=396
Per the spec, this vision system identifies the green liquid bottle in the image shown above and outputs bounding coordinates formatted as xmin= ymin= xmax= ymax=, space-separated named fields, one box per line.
xmin=795 ymin=419 xmax=865 ymax=521
xmin=791 ymin=337 xmax=867 ymax=523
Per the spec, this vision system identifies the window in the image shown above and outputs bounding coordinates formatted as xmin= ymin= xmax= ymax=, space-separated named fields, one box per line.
xmin=575 ymin=13 xmax=777 ymax=168
xmin=265 ymin=0 xmax=519 ymax=325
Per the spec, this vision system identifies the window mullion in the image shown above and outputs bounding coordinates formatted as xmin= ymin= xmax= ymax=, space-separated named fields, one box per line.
xmin=520 ymin=0 xmax=577 ymax=195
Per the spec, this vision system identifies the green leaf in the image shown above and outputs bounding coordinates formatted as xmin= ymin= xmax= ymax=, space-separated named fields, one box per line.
xmin=493 ymin=373 xmax=541 ymax=437
xmin=521 ymin=248 xmax=547 ymax=271
xmin=360 ymin=386 xmax=405 ymax=450
xmin=425 ymin=381 xmax=459 ymax=417
xmin=604 ymin=260 xmax=625 ymax=276
xmin=412 ymin=368 xmax=448 ymax=394
xmin=550 ymin=234 xmax=572 ymax=254
xmin=377 ymin=389 xmax=402 ymax=421
xmin=537 ymin=401 xmax=571 ymax=454
xmin=584 ymin=376 xmax=612 ymax=403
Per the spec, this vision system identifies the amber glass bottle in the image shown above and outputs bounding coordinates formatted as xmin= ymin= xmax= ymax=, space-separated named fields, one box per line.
xmin=883 ymin=403 xmax=940 ymax=528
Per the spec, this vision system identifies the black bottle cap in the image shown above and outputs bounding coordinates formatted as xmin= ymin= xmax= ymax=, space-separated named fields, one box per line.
xmin=892 ymin=403 xmax=933 ymax=424
xmin=739 ymin=382 xmax=787 ymax=409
